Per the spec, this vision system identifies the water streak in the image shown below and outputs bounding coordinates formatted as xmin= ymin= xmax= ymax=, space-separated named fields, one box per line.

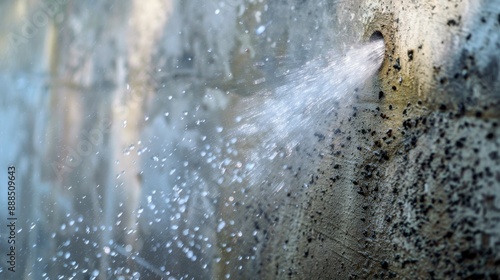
xmin=232 ymin=39 xmax=385 ymax=188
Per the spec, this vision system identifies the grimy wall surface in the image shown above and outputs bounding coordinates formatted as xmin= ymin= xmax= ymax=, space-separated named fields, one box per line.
xmin=0 ymin=0 xmax=498 ymax=279
xmin=219 ymin=0 xmax=500 ymax=279
xmin=232 ymin=0 xmax=500 ymax=279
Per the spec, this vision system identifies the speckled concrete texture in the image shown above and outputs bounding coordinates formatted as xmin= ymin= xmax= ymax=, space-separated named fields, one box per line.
xmin=219 ymin=0 xmax=500 ymax=279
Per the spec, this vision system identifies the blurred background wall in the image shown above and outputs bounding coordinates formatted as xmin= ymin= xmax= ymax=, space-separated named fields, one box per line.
xmin=0 ymin=0 xmax=244 ymax=278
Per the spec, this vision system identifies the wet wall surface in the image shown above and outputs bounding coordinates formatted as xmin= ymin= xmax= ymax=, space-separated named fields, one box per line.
xmin=216 ymin=0 xmax=500 ymax=279
xmin=269 ymin=1 xmax=500 ymax=279
xmin=0 ymin=0 xmax=499 ymax=279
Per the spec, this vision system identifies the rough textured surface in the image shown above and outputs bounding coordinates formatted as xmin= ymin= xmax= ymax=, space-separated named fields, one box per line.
xmin=223 ymin=0 xmax=500 ymax=279
xmin=217 ymin=0 xmax=500 ymax=279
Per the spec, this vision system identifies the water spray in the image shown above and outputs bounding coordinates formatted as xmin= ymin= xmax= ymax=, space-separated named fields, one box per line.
xmin=229 ymin=37 xmax=386 ymax=191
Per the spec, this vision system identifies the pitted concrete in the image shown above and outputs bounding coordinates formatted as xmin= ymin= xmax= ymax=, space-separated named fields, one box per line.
xmin=216 ymin=1 xmax=500 ymax=279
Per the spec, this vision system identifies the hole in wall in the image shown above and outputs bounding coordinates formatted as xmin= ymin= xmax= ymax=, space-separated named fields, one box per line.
xmin=370 ymin=31 xmax=384 ymax=42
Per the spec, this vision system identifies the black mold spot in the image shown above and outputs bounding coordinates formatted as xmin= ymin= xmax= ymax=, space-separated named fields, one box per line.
xmin=386 ymin=129 xmax=393 ymax=137
xmin=381 ymin=260 xmax=389 ymax=270
xmin=408 ymin=50 xmax=414 ymax=61
xmin=447 ymin=19 xmax=458 ymax=26
xmin=380 ymin=150 xmax=390 ymax=161
xmin=393 ymin=58 xmax=401 ymax=71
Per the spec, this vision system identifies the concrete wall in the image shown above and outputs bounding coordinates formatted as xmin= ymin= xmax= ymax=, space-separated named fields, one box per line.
xmin=229 ymin=0 xmax=500 ymax=279
xmin=216 ymin=0 xmax=500 ymax=279
xmin=0 ymin=0 xmax=498 ymax=279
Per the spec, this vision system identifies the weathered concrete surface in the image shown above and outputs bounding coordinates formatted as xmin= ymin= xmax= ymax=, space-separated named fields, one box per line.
xmin=221 ymin=0 xmax=500 ymax=279
xmin=213 ymin=1 xmax=500 ymax=280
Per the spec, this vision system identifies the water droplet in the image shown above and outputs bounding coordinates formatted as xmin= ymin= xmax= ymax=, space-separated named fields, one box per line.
xmin=217 ymin=221 xmax=226 ymax=232
xmin=137 ymin=147 xmax=148 ymax=155
xmin=256 ymin=25 xmax=266 ymax=35
xmin=116 ymin=171 xmax=125 ymax=179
